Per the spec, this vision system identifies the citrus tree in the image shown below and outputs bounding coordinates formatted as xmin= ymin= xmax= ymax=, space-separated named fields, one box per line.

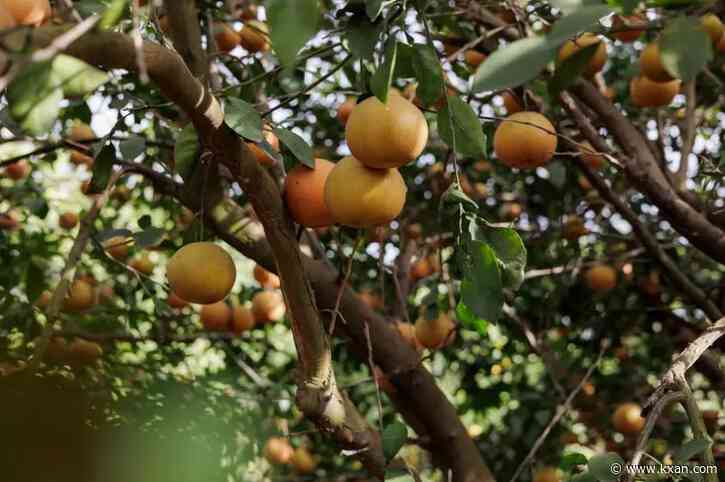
xmin=0 ymin=0 xmax=724 ymax=481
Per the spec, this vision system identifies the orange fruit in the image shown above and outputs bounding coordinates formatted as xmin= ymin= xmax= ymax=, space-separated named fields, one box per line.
xmin=67 ymin=338 xmax=103 ymax=366
xmin=345 ymin=92 xmax=428 ymax=169
xmin=0 ymin=3 xmax=16 ymax=29
xmin=264 ymin=437 xmax=293 ymax=465
xmin=252 ymin=290 xmax=286 ymax=323
xmin=324 ymin=156 xmax=406 ymax=228
xmin=718 ymin=32 xmax=725 ymax=53
xmin=2 ymin=0 xmax=51 ymax=26
xmin=337 ymin=97 xmax=356 ymax=125
xmin=558 ymin=33 xmax=607 ymax=76
xmin=611 ymin=15 xmax=646 ymax=43
xmin=464 ymin=50 xmax=487 ymax=68
xmin=200 ymin=301 xmax=232 ymax=331
xmin=70 ymin=149 xmax=94 ymax=167
xmin=629 ymin=76 xmax=680 ymax=108
xmin=240 ymin=4 xmax=258 ymax=21
xmin=59 ymin=212 xmax=79 ymax=230
xmin=248 ymin=129 xmax=279 ymax=166
xmin=0 ymin=211 xmax=19 ymax=230
xmin=253 ymin=264 xmax=280 ymax=289
xmin=130 ymin=253 xmax=154 ymax=275
xmin=358 ymin=289 xmax=383 ymax=311
xmin=701 ymin=14 xmax=724 ymax=44
xmin=213 ymin=22 xmax=240 ymax=53
xmin=62 ymin=279 xmax=95 ymax=312
xmin=5 ymin=159 xmax=29 ymax=180
xmin=533 ymin=467 xmax=561 ymax=482
xmin=501 ymin=91 xmax=522 ymax=114
xmin=284 ymin=158 xmax=336 ymax=227
xmin=411 ymin=256 xmax=435 ymax=280
xmin=640 ymin=42 xmax=674 ymax=82
xmin=68 ymin=121 xmax=95 ymax=142
xmin=167 ymin=242 xmax=236 ymax=304
xmin=239 ymin=20 xmax=269 ymax=53
xmin=584 ymin=264 xmax=617 ymax=292
xmin=612 ymin=402 xmax=645 ymax=434
xmin=499 ymin=202 xmax=522 ymax=221
xmin=562 ymin=215 xmax=588 ymax=240
xmin=395 ymin=320 xmax=421 ymax=352
xmin=291 ymin=447 xmax=317 ymax=474
xmin=493 ymin=112 xmax=557 ymax=169
xmin=168 ymin=291 xmax=188 ymax=309
xmin=104 ymin=236 xmax=130 ymax=260
xmin=405 ymin=223 xmax=423 ymax=240
xmin=44 ymin=337 xmax=69 ymax=364
xmin=415 ymin=313 xmax=456 ymax=349
xmin=579 ymin=140 xmax=605 ymax=169
xmin=232 ymin=305 xmax=255 ymax=334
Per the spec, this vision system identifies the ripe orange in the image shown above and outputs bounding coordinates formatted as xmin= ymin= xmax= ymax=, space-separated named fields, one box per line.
xmin=130 ymin=253 xmax=154 ymax=275
xmin=612 ymin=402 xmax=645 ymax=434
xmin=104 ymin=236 xmax=130 ymax=260
xmin=2 ymin=0 xmax=51 ymax=26
xmin=167 ymin=242 xmax=237 ymax=304
xmin=411 ymin=256 xmax=436 ymax=280
xmin=718 ymin=33 xmax=725 ymax=53
xmin=493 ymin=112 xmax=557 ymax=169
xmin=248 ymin=129 xmax=279 ymax=166
xmin=5 ymin=159 xmax=29 ymax=180
xmin=291 ymin=447 xmax=317 ymax=474
xmin=253 ymin=264 xmax=280 ymax=289
xmin=36 ymin=290 xmax=52 ymax=307
xmin=70 ymin=149 xmax=94 ymax=167
xmin=395 ymin=320 xmax=421 ymax=352
xmin=345 ymin=92 xmax=428 ymax=169
xmin=629 ymin=76 xmax=680 ymax=108
xmin=701 ymin=14 xmax=724 ymax=44
xmin=252 ymin=290 xmax=286 ymax=323
xmin=200 ymin=301 xmax=232 ymax=331
xmin=167 ymin=291 xmax=188 ymax=309
xmin=44 ymin=337 xmax=69 ymax=364
xmin=284 ymin=158 xmax=336 ymax=227
xmin=240 ymin=4 xmax=257 ymax=21
xmin=358 ymin=289 xmax=383 ymax=311
xmin=213 ymin=22 xmax=240 ymax=53
xmin=499 ymin=202 xmax=523 ymax=221
xmin=562 ymin=215 xmax=588 ymax=240
xmin=239 ymin=20 xmax=269 ymax=53
xmin=501 ymin=91 xmax=522 ymax=114
xmin=533 ymin=467 xmax=561 ymax=482
xmin=415 ymin=313 xmax=456 ymax=349
xmin=558 ymin=33 xmax=607 ymax=76
xmin=232 ymin=304 xmax=255 ymax=334
xmin=464 ymin=50 xmax=487 ymax=68
xmin=0 ymin=3 xmax=16 ymax=29
xmin=264 ymin=437 xmax=293 ymax=465
xmin=324 ymin=156 xmax=407 ymax=228
xmin=405 ymin=223 xmax=423 ymax=240
xmin=0 ymin=211 xmax=19 ymax=230
xmin=611 ymin=15 xmax=646 ymax=43
xmin=579 ymin=140 xmax=605 ymax=169
xmin=62 ymin=279 xmax=95 ymax=312
xmin=68 ymin=121 xmax=96 ymax=142
xmin=337 ymin=97 xmax=356 ymax=125
xmin=584 ymin=264 xmax=617 ymax=292
xmin=59 ymin=212 xmax=79 ymax=230
xmin=67 ymin=338 xmax=103 ymax=365
xmin=640 ymin=42 xmax=674 ymax=82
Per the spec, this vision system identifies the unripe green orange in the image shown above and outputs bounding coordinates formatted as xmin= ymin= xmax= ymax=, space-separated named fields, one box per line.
xmin=200 ymin=301 xmax=232 ymax=331
xmin=558 ymin=33 xmax=607 ymax=76
xmin=612 ymin=402 xmax=645 ymax=434
xmin=630 ymin=76 xmax=680 ymax=108
xmin=324 ymin=156 xmax=407 ymax=228
xmin=493 ymin=112 xmax=557 ymax=169
xmin=345 ymin=92 xmax=428 ymax=169
xmin=167 ymin=242 xmax=236 ymax=304
xmin=62 ymin=279 xmax=95 ymax=312
xmin=584 ymin=264 xmax=617 ymax=292
xmin=640 ymin=42 xmax=674 ymax=82
xmin=284 ymin=158 xmax=336 ymax=228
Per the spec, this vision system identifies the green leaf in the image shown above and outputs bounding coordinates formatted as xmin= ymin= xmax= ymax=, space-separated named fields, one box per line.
xmin=381 ymin=421 xmax=407 ymax=461
xmin=437 ymin=96 xmax=486 ymax=158
xmin=440 ymin=183 xmax=479 ymax=212
xmin=273 ymin=127 xmax=314 ymax=168
xmin=174 ymin=125 xmax=200 ymax=180
xmin=25 ymin=259 xmax=46 ymax=303
xmin=88 ymin=143 xmax=116 ymax=194
xmin=394 ymin=42 xmax=416 ymax=78
xmin=119 ymin=136 xmax=146 ymax=160
xmin=471 ymin=36 xmax=555 ymax=93
xmin=548 ymin=42 xmax=601 ymax=98
xmin=225 ymin=98 xmax=263 ymax=142
xmin=456 ymin=301 xmax=488 ymax=335
xmin=6 ymin=61 xmax=63 ymax=135
xmin=133 ymin=227 xmax=166 ymax=249
xmin=266 ymin=0 xmax=320 ymax=68
xmin=99 ymin=0 xmax=129 ymax=30
xmin=370 ymin=37 xmax=398 ymax=104
xmin=54 ymin=55 xmax=109 ymax=97
xmin=548 ymin=161 xmax=567 ymax=189
xmin=366 ymin=0 xmax=385 ymax=20
xmin=411 ymin=43 xmax=445 ymax=107
xmin=137 ymin=215 xmax=152 ymax=230
xmin=660 ymin=16 xmax=713 ymax=82
xmin=548 ymin=5 xmax=614 ymax=43
xmin=673 ymin=438 xmax=711 ymax=465
xmin=460 ymin=241 xmax=504 ymax=324
xmin=561 ymin=452 xmax=589 ymax=471
xmin=346 ymin=14 xmax=383 ymax=60
xmin=483 ymin=226 xmax=527 ymax=290
xmin=587 ymin=452 xmax=624 ymax=482
xmin=548 ymin=0 xmax=601 ymax=14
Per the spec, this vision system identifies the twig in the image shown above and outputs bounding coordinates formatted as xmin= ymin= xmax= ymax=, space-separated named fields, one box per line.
xmin=676 ymin=376 xmax=717 ymax=482
xmin=131 ymin=0 xmax=150 ymax=84
xmin=328 ymin=236 xmax=363 ymax=335
xmin=365 ymin=323 xmax=385 ymax=436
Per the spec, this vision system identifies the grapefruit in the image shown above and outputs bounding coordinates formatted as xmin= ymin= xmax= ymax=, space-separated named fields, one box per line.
xmin=62 ymin=279 xmax=95 ymax=312
xmin=558 ymin=33 xmax=607 ymax=76
xmin=611 ymin=15 xmax=646 ymax=43
xmin=167 ymin=242 xmax=237 ymax=304
xmin=612 ymin=402 xmax=645 ymax=434
xmin=200 ymin=301 xmax=232 ymax=331
xmin=584 ymin=264 xmax=617 ymax=292
xmin=59 ymin=212 xmax=79 ymax=230
xmin=493 ymin=112 xmax=557 ymax=169
xmin=2 ymin=0 xmax=50 ymax=26
xmin=284 ymin=158 xmax=335 ymax=227
xmin=239 ymin=20 xmax=269 ymax=53
xmin=252 ymin=290 xmax=286 ymax=323
xmin=213 ymin=22 xmax=240 ymax=53
xmin=232 ymin=304 xmax=255 ymax=333
xmin=640 ymin=42 xmax=674 ymax=82
xmin=415 ymin=313 xmax=456 ymax=349
xmin=264 ymin=437 xmax=293 ymax=465
xmin=630 ymin=76 xmax=680 ymax=108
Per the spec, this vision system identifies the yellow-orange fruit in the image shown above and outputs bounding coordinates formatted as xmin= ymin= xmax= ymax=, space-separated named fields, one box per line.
xmin=499 ymin=202 xmax=523 ymax=221
xmin=252 ymin=290 xmax=286 ymax=323
xmin=0 ymin=211 xmax=19 ymax=230
xmin=493 ymin=112 xmax=557 ymax=169
xmin=68 ymin=121 xmax=95 ymax=142
xmin=104 ymin=236 xmax=130 ymax=260
xmin=395 ymin=320 xmax=421 ymax=352
xmin=345 ymin=92 xmax=428 ymax=169
xmin=405 ymin=223 xmax=423 ymax=240
xmin=501 ymin=91 xmax=522 ymax=114
xmin=68 ymin=338 xmax=103 ymax=365
xmin=167 ymin=291 xmax=188 ymax=309
xmin=248 ymin=129 xmax=279 ymax=166
xmin=579 ymin=140 xmax=605 ymax=169
xmin=324 ymin=156 xmax=406 ymax=228
xmin=640 ymin=42 xmax=674 ymax=82
xmin=59 ymin=212 xmax=79 ymax=230
xmin=612 ymin=402 xmax=646 ymax=434
xmin=36 ymin=290 xmax=52 ymax=307
xmin=2 ymin=0 xmax=50 ymax=26
xmin=62 ymin=279 xmax=95 ymax=312
xmin=130 ymin=254 xmax=154 ymax=275
xmin=701 ymin=14 xmax=724 ymax=44
xmin=337 ymin=98 xmax=356 ymax=125
xmin=5 ymin=159 xmax=29 ymax=180
xmin=415 ymin=313 xmax=456 ymax=349
xmin=0 ymin=3 xmax=16 ymax=29
xmin=213 ymin=22 xmax=240 ymax=53
xmin=232 ymin=305 xmax=255 ymax=334
xmin=70 ymin=149 xmax=94 ymax=167
xmin=167 ymin=242 xmax=237 ymax=304
xmin=611 ymin=15 xmax=646 ymax=43
xmin=718 ymin=32 xmax=725 ymax=53
xmin=253 ymin=264 xmax=280 ymax=289
xmin=200 ymin=301 xmax=232 ymax=331
xmin=284 ymin=158 xmax=336 ymax=228
xmin=97 ymin=284 xmax=114 ymax=304
xmin=44 ymin=337 xmax=69 ymax=364
xmin=629 ymin=76 xmax=680 ymax=108
xmin=158 ymin=15 xmax=169 ymax=34
xmin=533 ymin=467 xmax=561 ymax=482
xmin=239 ymin=20 xmax=269 ymax=53
xmin=464 ymin=50 xmax=487 ymax=68
xmin=359 ymin=289 xmax=383 ymax=311
xmin=240 ymin=4 xmax=257 ymax=21
xmin=562 ymin=215 xmax=588 ymax=240
xmin=291 ymin=447 xmax=317 ymax=474
xmin=264 ymin=437 xmax=293 ymax=465
xmin=411 ymin=256 xmax=436 ymax=280
xmin=558 ymin=33 xmax=607 ymax=76
xmin=584 ymin=264 xmax=617 ymax=292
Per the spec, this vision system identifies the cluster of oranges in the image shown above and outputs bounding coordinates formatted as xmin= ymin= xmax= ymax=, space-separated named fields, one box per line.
xmin=283 ymin=90 xmax=428 ymax=229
